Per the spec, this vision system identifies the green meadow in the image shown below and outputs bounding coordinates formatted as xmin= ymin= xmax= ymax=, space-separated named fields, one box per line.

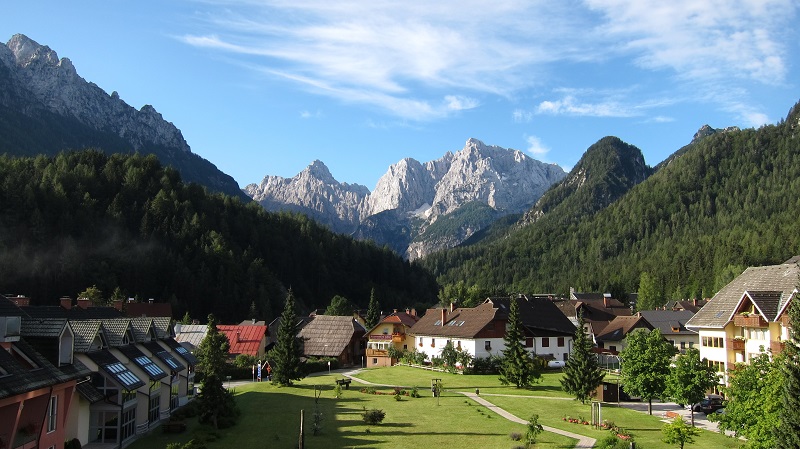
xmin=130 ymin=367 xmax=743 ymax=449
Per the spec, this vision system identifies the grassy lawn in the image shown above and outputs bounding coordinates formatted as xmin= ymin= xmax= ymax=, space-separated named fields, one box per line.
xmin=129 ymin=372 xmax=576 ymax=449
xmin=128 ymin=366 xmax=743 ymax=449
xmin=487 ymin=395 xmax=743 ymax=449
xmin=354 ymin=365 xmax=570 ymax=397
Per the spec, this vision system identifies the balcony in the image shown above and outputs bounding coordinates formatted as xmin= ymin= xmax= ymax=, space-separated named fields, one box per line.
xmin=781 ymin=314 xmax=790 ymax=327
xmin=734 ymin=314 xmax=767 ymax=328
xmin=727 ymin=338 xmax=745 ymax=350
xmin=771 ymin=340 xmax=785 ymax=354
xmin=392 ymin=332 xmax=406 ymax=343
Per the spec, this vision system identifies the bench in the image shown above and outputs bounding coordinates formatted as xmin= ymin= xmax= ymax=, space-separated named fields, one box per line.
xmin=162 ymin=420 xmax=187 ymax=433
xmin=335 ymin=378 xmax=352 ymax=389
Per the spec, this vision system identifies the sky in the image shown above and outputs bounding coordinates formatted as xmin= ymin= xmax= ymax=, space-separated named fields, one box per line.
xmin=2 ymin=1 xmax=799 ymax=190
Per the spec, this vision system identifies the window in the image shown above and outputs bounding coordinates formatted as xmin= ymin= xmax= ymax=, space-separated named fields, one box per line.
xmin=609 ymin=345 xmax=617 ymax=352
xmin=148 ymin=395 xmax=160 ymax=425
xmin=372 ymin=358 xmax=377 ymax=365
xmin=170 ymin=382 xmax=179 ymax=410
xmin=90 ymin=410 xmax=119 ymax=443
xmin=431 ymin=339 xmax=436 ymax=348
xmin=485 ymin=341 xmax=491 ymax=351
xmin=557 ymin=337 xmax=565 ymax=347
xmin=541 ymin=337 xmax=550 ymax=348
xmin=702 ymin=336 xmax=724 ymax=348
xmin=121 ymin=407 xmax=136 ymax=441
xmin=47 ymin=395 xmax=57 ymax=432
xmin=525 ymin=337 xmax=533 ymax=348
xmin=680 ymin=341 xmax=686 ymax=349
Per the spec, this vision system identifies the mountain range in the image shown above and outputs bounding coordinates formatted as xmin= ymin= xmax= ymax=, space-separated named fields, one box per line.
xmin=245 ymin=138 xmax=566 ymax=258
xmin=0 ymin=34 xmax=246 ymax=200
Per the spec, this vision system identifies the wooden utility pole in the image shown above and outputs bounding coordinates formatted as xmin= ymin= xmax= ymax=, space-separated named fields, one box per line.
xmin=299 ymin=409 xmax=304 ymax=449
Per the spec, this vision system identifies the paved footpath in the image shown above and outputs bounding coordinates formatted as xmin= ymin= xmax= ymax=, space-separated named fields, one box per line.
xmin=342 ymin=370 xmax=596 ymax=449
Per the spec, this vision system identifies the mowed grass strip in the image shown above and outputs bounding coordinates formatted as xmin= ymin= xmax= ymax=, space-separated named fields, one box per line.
xmin=353 ymin=365 xmax=570 ymax=397
xmin=129 ymin=372 xmax=577 ymax=449
xmin=486 ymin=395 xmax=744 ymax=449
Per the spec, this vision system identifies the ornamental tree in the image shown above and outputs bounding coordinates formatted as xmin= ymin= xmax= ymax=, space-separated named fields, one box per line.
xmin=620 ymin=328 xmax=676 ymax=415
xmin=666 ymin=347 xmax=719 ymax=426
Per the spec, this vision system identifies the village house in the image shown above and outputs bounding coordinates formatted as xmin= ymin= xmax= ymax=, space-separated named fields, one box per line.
xmin=364 ymin=309 xmax=419 ymax=367
xmin=298 ymin=315 xmax=366 ymax=366
xmin=409 ymin=295 xmax=576 ymax=364
xmin=638 ymin=309 xmax=699 ymax=355
xmin=686 ymin=257 xmax=798 ymax=385
xmin=4 ymin=295 xmax=195 ymax=448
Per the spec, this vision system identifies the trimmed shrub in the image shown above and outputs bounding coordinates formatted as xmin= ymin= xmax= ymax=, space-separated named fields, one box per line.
xmin=362 ymin=409 xmax=386 ymax=425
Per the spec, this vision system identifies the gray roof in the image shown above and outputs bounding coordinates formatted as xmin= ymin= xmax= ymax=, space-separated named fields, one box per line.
xmin=21 ymin=317 xmax=69 ymax=338
xmin=129 ymin=317 xmax=157 ymax=342
xmin=639 ymin=310 xmax=697 ymax=336
xmin=686 ymin=261 xmax=799 ymax=329
xmin=101 ymin=318 xmax=133 ymax=347
xmin=298 ymin=315 xmax=365 ymax=357
xmin=69 ymin=320 xmax=103 ymax=352
xmin=174 ymin=324 xmax=207 ymax=350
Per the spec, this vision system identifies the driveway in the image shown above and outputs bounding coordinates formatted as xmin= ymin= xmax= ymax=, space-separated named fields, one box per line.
xmin=616 ymin=400 xmax=724 ymax=433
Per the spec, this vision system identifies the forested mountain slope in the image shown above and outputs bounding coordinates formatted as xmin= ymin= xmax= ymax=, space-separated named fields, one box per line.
xmin=420 ymin=101 xmax=800 ymax=301
xmin=0 ymin=151 xmax=438 ymax=322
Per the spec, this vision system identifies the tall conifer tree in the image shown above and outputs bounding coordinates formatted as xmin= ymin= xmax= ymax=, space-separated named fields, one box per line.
xmin=776 ymin=299 xmax=800 ymax=448
xmin=196 ymin=314 xmax=239 ymax=428
xmin=269 ymin=289 xmax=305 ymax=386
xmin=499 ymin=296 xmax=540 ymax=387
xmin=561 ymin=314 xmax=604 ymax=403
xmin=366 ymin=288 xmax=381 ymax=329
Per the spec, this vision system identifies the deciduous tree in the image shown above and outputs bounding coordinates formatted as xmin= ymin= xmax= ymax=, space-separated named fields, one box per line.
xmin=666 ymin=347 xmax=719 ymax=426
xmin=620 ymin=328 xmax=675 ymax=415
xmin=325 ymin=295 xmax=354 ymax=316
xmin=662 ymin=416 xmax=700 ymax=449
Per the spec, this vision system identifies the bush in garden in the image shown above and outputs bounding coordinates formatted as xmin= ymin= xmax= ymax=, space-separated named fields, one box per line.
xmin=362 ymin=408 xmax=386 ymax=425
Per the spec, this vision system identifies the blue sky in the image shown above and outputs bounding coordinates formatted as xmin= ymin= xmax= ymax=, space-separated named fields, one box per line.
xmin=3 ymin=1 xmax=798 ymax=189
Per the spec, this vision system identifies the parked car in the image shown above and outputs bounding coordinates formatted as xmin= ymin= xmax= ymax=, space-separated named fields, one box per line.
xmin=692 ymin=394 xmax=725 ymax=414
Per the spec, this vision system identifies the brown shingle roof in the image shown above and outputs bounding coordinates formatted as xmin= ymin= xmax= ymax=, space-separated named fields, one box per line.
xmin=594 ymin=315 xmax=652 ymax=343
xmin=298 ymin=315 xmax=365 ymax=357
xmin=409 ymin=302 xmax=498 ymax=339
xmin=687 ymin=261 xmax=799 ymax=329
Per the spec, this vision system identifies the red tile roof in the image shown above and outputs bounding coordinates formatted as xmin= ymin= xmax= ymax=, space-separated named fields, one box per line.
xmin=217 ymin=325 xmax=267 ymax=356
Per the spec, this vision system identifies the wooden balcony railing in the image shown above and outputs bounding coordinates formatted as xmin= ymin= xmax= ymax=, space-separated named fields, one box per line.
xmin=366 ymin=348 xmax=388 ymax=357
xmin=734 ymin=314 xmax=767 ymax=328
xmin=392 ymin=333 xmax=406 ymax=343
xmin=771 ymin=340 xmax=785 ymax=354
xmin=727 ymin=338 xmax=746 ymax=350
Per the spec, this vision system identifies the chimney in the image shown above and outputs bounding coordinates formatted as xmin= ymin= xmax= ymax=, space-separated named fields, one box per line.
xmin=112 ymin=299 xmax=123 ymax=311
xmin=11 ymin=295 xmax=30 ymax=307
xmin=76 ymin=298 xmax=90 ymax=309
xmin=411 ymin=308 xmax=417 ymax=317
xmin=175 ymin=323 xmax=182 ymax=334
xmin=569 ymin=287 xmax=575 ymax=297
xmin=252 ymin=318 xmax=256 ymax=324
xmin=237 ymin=331 xmax=241 ymax=342
xmin=60 ymin=296 xmax=72 ymax=310
xmin=127 ymin=297 xmax=135 ymax=303
xmin=450 ymin=302 xmax=455 ymax=313
xmin=148 ymin=298 xmax=154 ymax=304
xmin=693 ymin=298 xmax=698 ymax=306
xmin=393 ymin=309 xmax=398 ymax=314
xmin=441 ymin=308 xmax=447 ymax=326
xmin=603 ymin=297 xmax=610 ymax=308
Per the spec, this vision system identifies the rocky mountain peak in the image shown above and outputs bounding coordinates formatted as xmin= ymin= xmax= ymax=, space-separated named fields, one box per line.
xmin=304 ymin=159 xmax=335 ymax=183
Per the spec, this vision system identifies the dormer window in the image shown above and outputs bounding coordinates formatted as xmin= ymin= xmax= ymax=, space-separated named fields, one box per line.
xmin=123 ymin=330 xmax=133 ymax=345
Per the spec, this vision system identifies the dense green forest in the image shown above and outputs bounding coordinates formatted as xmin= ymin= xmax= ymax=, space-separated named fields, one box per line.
xmin=0 ymin=151 xmax=438 ymax=322
xmin=421 ymin=101 xmax=800 ymax=304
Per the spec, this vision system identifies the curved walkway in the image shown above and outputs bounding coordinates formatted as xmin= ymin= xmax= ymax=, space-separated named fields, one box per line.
xmin=342 ymin=369 xmax=596 ymax=449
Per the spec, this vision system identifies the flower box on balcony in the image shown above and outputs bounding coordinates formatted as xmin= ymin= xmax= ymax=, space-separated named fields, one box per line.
xmin=734 ymin=314 xmax=767 ymax=327
xmin=727 ymin=338 xmax=745 ymax=350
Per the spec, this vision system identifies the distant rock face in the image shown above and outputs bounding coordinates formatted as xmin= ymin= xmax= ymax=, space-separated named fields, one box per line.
xmin=0 ymin=34 xmax=245 ymax=199
xmin=2 ymin=34 xmax=190 ymax=153
xmin=244 ymin=138 xmax=566 ymax=258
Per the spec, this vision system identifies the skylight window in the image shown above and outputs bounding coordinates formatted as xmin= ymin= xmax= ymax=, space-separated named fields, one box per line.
xmin=105 ymin=362 xmax=143 ymax=389
xmin=134 ymin=356 xmax=166 ymax=378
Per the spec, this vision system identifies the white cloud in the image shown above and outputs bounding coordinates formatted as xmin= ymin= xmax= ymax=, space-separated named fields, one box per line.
xmin=300 ymin=109 xmax=323 ymax=119
xmin=512 ymin=108 xmax=533 ymax=123
xmin=525 ymin=135 xmax=550 ymax=157
xmin=584 ymin=0 xmax=795 ymax=85
xmin=536 ymin=95 xmax=634 ymax=117
xmin=178 ymin=0 xmax=796 ymax=121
